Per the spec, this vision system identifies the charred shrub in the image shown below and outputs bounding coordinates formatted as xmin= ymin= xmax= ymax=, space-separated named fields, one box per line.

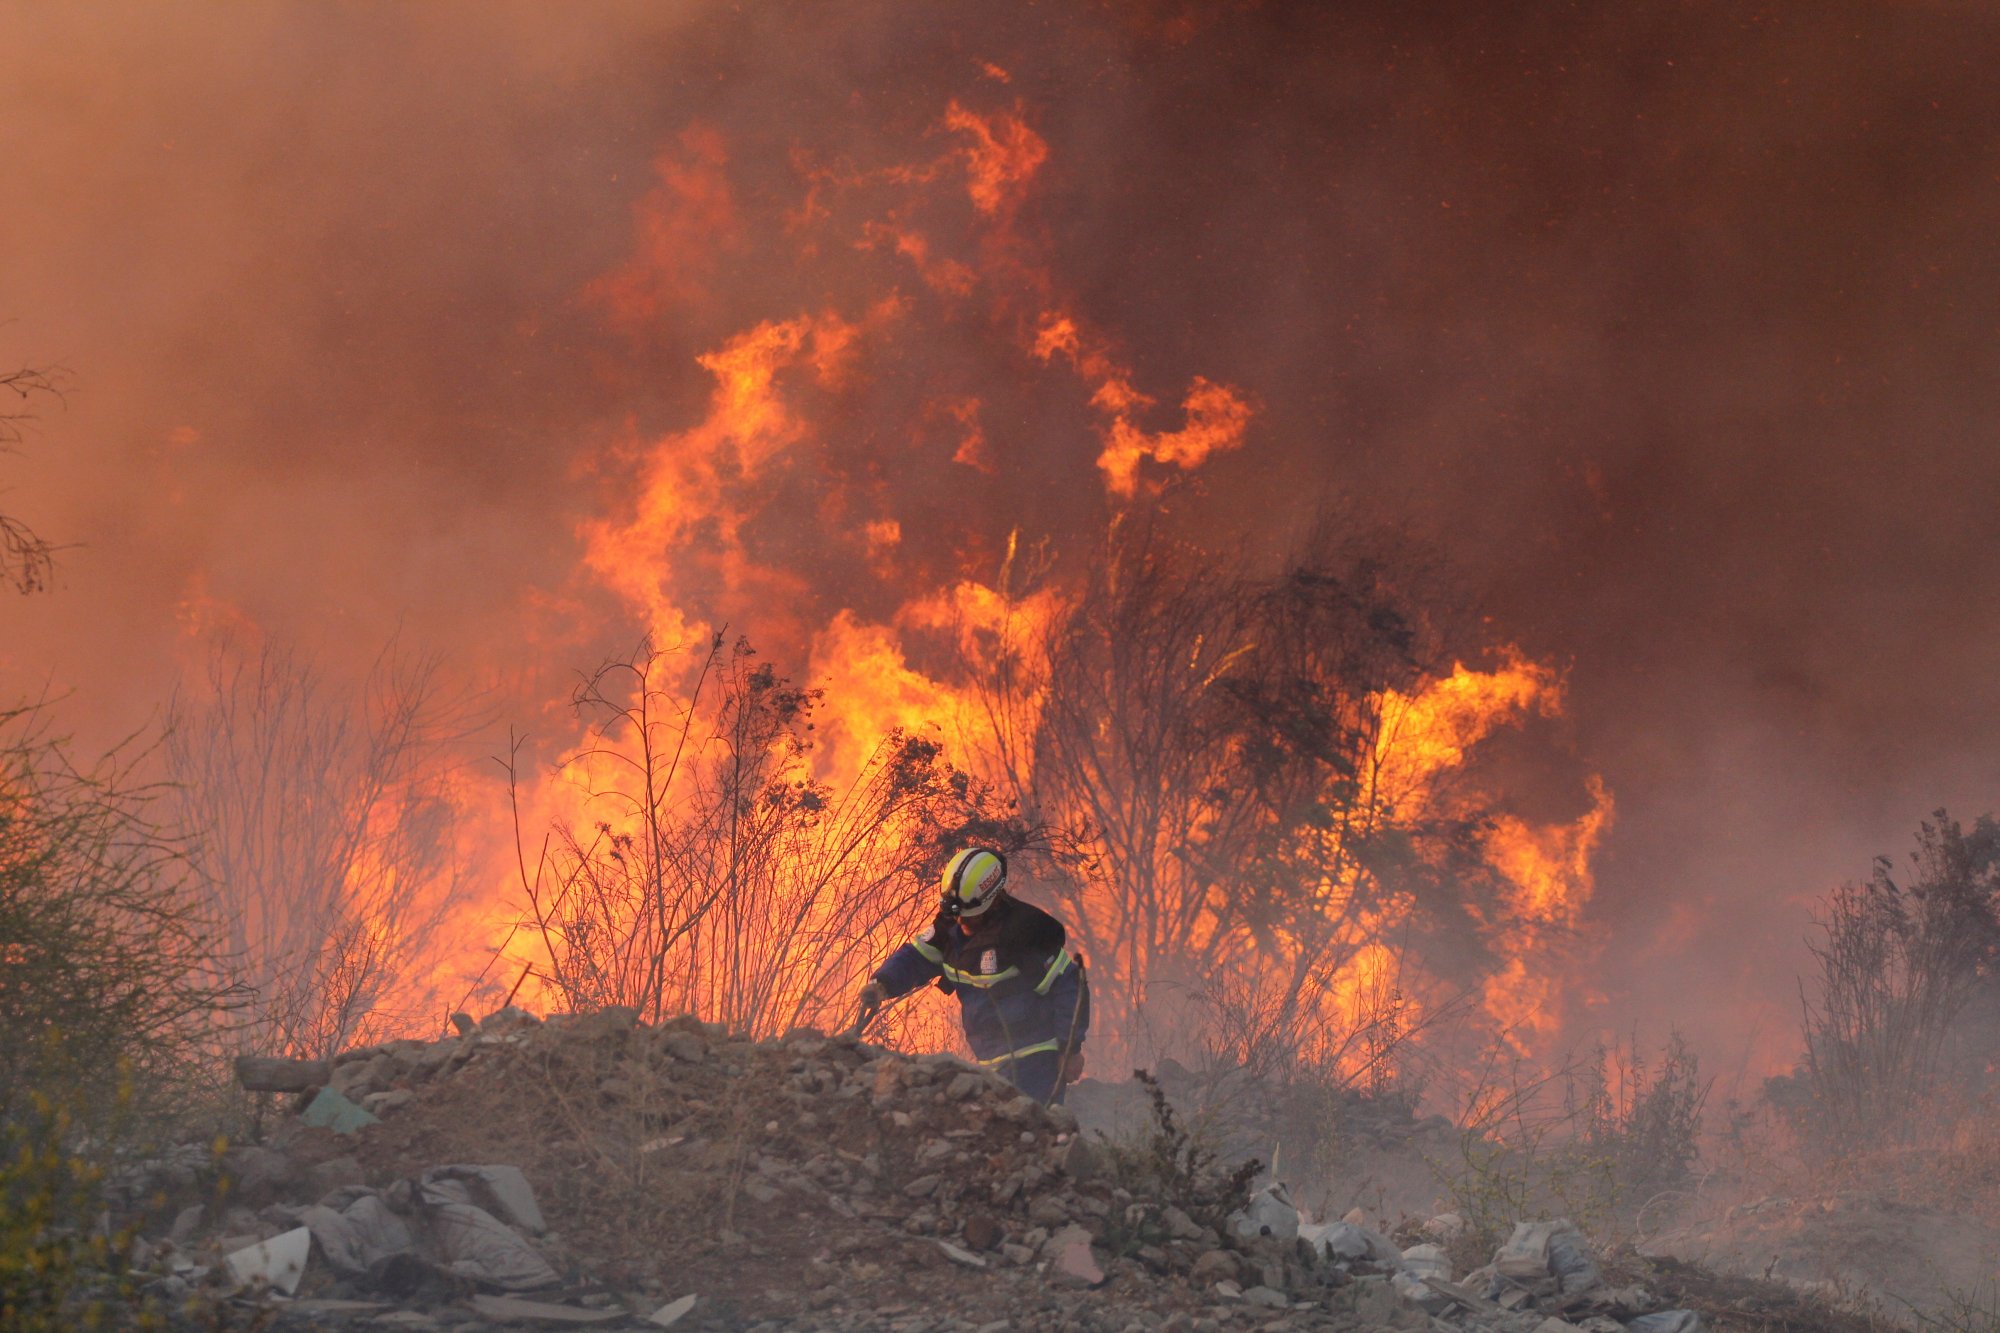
xmin=1772 ymin=812 xmax=2000 ymax=1155
xmin=1431 ymin=1031 xmax=1709 ymax=1264
xmin=1095 ymin=1069 xmax=1261 ymax=1255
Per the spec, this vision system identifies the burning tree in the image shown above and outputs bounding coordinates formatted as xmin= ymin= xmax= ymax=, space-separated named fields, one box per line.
xmin=511 ymin=635 xmax=1037 ymax=1041
xmin=1024 ymin=518 xmax=1524 ymax=1082
xmin=166 ymin=640 xmax=474 ymax=1060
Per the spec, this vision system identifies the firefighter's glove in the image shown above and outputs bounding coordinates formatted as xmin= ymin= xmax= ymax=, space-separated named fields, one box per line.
xmin=1059 ymin=1046 xmax=1086 ymax=1085
xmin=851 ymin=982 xmax=887 ymax=1038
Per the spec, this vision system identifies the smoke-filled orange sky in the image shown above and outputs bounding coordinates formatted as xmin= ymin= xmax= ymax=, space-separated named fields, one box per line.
xmin=5 ymin=1 xmax=1998 ymax=1084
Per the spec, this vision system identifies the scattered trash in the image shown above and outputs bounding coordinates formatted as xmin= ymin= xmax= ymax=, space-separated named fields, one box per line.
xmin=1625 ymin=1313 xmax=1706 ymax=1333
xmin=420 ymin=1163 xmax=547 ymax=1234
xmin=1548 ymin=1222 xmax=1603 ymax=1294
xmin=1229 ymin=1181 xmax=1299 ymax=1242
xmin=647 ymin=1294 xmax=699 ymax=1328
xmin=223 ymin=1226 xmax=310 ymax=1296
xmin=1401 ymin=1241 xmax=1452 ymax=1281
xmin=425 ymin=1199 xmax=559 ymax=1290
xmin=298 ymin=1191 xmax=414 ymax=1276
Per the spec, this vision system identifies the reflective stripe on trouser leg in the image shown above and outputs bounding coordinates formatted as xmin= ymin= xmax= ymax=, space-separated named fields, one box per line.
xmin=993 ymin=1048 xmax=1065 ymax=1105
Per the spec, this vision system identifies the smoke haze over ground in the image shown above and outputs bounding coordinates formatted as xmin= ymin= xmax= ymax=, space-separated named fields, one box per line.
xmin=4 ymin=0 xmax=1998 ymax=1081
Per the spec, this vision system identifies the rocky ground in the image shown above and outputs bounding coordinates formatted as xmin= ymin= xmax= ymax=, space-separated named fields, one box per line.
xmin=96 ymin=1010 xmax=1900 ymax=1332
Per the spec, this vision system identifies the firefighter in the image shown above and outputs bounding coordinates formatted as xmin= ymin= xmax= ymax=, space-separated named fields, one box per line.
xmin=856 ymin=847 xmax=1089 ymax=1104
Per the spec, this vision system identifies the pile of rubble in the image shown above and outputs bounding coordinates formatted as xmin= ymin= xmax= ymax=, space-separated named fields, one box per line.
xmin=98 ymin=1009 xmax=1740 ymax=1330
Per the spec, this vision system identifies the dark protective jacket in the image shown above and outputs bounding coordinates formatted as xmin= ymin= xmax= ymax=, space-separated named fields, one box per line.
xmin=873 ymin=893 xmax=1089 ymax=1068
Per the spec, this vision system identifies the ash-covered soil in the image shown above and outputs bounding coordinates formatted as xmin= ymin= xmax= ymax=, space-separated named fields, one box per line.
xmin=106 ymin=1009 xmax=1910 ymax=1332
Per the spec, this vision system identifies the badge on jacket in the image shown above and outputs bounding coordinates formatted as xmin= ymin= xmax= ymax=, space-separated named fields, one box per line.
xmin=981 ymin=948 xmax=998 ymax=974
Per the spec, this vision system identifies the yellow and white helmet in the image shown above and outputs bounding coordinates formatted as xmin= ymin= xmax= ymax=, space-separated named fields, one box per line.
xmin=940 ymin=847 xmax=1007 ymax=918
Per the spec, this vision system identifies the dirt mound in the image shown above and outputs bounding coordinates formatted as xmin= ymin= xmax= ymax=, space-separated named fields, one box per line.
xmin=101 ymin=1008 xmax=1841 ymax=1332
xmin=1646 ymin=1191 xmax=2000 ymax=1323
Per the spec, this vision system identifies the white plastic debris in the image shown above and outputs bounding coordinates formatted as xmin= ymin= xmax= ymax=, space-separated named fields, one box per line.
xmin=427 ymin=1201 xmax=560 ymax=1290
xmin=1494 ymin=1219 xmax=1561 ymax=1277
xmin=423 ymin=1164 xmax=547 ymax=1234
xmin=1393 ymin=1269 xmax=1451 ymax=1312
xmin=1625 ymin=1313 xmax=1706 ymax=1333
xmin=1229 ymin=1182 xmax=1300 ymax=1243
xmin=648 ymin=1295 xmax=698 ymax=1328
xmin=1299 ymin=1219 xmax=1400 ymax=1263
xmin=1400 ymin=1242 xmax=1452 ymax=1281
xmin=224 ymin=1226 xmax=310 ymax=1296
xmin=299 ymin=1193 xmax=414 ymax=1276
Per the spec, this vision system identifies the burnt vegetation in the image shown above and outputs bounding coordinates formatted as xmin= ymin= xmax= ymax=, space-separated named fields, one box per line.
xmin=1768 ymin=811 xmax=2000 ymax=1155
xmin=0 ymin=362 xmax=64 ymax=595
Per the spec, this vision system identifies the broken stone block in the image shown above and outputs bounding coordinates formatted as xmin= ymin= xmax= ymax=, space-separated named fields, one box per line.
xmin=1047 ymin=1224 xmax=1103 ymax=1287
xmin=306 ymin=1154 xmax=366 ymax=1201
xmin=224 ymin=1226 xmax=310 ymax=1296
xmin=1191 ymin=1249 xmax=1241 ymax=1284
xmin=169 ymin=1203 xmax=204 ymax=1245
xmin=1242 ymin=1285 xmax=1289 ymax=1309
xmin=1162 ymin=1204 xmax=1205 ymax=1241
xmin=234 ymin=1055 xmax=333 ymax=1093
xmin=937 ymin=1239 xmax=987 ymax=1267
xmin=661 ymin=1030 xmax=706 ymax=1062
xmin=1059 ymin=1134 xmax=1101 ymax=1183
xmin=480 ymin=1005 xmax=541 ymax=1033
xmin=1345 ymin=1276 xmax=1412 ymax=1327
xmin=222 ymin=1145 xmax=300 ymax=1202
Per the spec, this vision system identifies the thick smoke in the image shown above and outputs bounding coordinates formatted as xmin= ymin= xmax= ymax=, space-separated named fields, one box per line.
xmin=4 ymin=0 xmax=1998 ymax=1077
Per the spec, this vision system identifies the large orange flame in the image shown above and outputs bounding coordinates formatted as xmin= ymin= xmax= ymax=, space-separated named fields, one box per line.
xmin=305 ymin=86 xmax=1616 ymax=1074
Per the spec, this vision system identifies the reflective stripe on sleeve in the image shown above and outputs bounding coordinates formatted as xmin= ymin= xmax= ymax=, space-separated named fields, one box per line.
xmin=1033 ymin=948 xmax=1073 ymax=996
xmin=979 ymin=1039 xmax=1061 ymax=1066
xmin=939 ymin=963 xmax=1019 ymax=989
xmin=911 ymin=935 xmax=944 ymax=964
